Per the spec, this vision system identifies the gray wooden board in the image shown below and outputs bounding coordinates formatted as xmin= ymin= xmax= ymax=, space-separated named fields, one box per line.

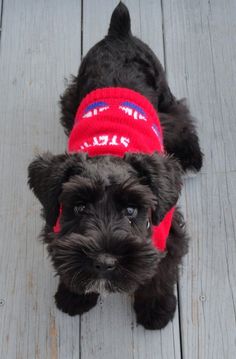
xmin=163 ymin=0 xmax=236 ymax=358
xmin=179 ymin=172 xmax=236 ymax=359
xmin=81 ymin=1 xmax=181 ymax=359
xmin=0 ymin=1 xmax=81 ymax=358
xmin=163 ymin=0 xmax=236 ymax=175
xmin=0 ymin=0 xmax=2 ymax=30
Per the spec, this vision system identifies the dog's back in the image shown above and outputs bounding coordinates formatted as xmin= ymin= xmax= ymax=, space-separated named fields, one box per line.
xmin=60 ymin=2 xmax=202 ymax=173
xmin=60 ymin=2 xmax=169 ymax=135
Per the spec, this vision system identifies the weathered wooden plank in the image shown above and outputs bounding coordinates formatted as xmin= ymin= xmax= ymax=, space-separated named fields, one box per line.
xmin=179 ymin=172 xmax=236 ymax=359
xmin=0 ymin=0 xmax=3 ymax=29
xmin=163 ymin=0 xmax=236 ymax=358
xmin=0 ymin=1 xmax=81 ymax=358
xmin=163 ymin=0 xmax=236 ymax=174
xmin=83 ymin=0 xmax=117 ymax=56
xmin=81 ymin=2 xmax=181 ymax=359
xmin=139 ymin=0 xmax=164 ymax=65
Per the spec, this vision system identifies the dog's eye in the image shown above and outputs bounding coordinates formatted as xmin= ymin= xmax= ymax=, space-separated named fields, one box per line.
xmin=125 ymin=207 xmax=138 ymax=219
xmin=74 ymin=204 xmax=86 ymax=215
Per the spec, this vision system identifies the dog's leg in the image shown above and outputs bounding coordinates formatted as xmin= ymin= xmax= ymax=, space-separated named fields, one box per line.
xmin=155 ymin=78 xmax=203 ymax=172
xmin=133 ymin=275 xmax=177 ymax=330
xmin=134 ymin=211 xmax=188 ymax=330
xmin=134 ymin=210 xmax=188 ymax=330
xmin=55 ymin=282 xmax=99 ymax=316
xmin=158 ymin=92 xmax=203 ymax=172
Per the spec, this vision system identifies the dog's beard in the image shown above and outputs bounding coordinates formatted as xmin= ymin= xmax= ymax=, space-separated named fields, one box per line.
xmin=84 ymin=279 xmax=114 ymax=296
xmin=49 ymin=232 xmax=162 ymax=295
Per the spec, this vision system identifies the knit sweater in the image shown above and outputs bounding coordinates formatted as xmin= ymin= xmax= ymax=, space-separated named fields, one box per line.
xmin=54 ymin=87 xmax=174 ymax=252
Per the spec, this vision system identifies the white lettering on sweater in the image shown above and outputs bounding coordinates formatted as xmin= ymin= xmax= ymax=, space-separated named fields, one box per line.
xmin=80 ymin=135 xmax=130 ymax=150
xmin=119 ymin=105 xmax=147 ymax=121
xmin=82 ymin=106 xmax=109 ymax=118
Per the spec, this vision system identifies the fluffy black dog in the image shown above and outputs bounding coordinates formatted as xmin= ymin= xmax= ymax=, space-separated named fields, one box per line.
xmin=28 ymin=2 xmax=202 ymax=330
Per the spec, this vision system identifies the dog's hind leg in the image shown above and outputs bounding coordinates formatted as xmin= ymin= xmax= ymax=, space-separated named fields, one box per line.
xmin=159 ymin=98 xmax=203 ymax=173
xmin=59 ymin=76 xmax=80 ymax=136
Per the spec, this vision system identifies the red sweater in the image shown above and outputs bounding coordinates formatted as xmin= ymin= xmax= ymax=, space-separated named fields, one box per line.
xmin=54 ymin=87 xmax=174 ymax=252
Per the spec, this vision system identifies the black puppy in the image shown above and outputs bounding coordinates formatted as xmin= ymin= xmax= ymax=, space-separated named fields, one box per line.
xmin=28 ymin=2 xmax=202 ymax=330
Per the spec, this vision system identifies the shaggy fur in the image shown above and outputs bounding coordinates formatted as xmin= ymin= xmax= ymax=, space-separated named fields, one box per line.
xmin=28 ymin=2 xmax=202 ymax=330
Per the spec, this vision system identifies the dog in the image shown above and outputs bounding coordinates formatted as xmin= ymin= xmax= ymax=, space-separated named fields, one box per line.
xmin=28 ymin=2 xmax=203 ymax=330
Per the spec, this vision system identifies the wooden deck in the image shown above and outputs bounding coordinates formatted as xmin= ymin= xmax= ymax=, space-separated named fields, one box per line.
xmin=0 ymin=0 xmax=235 ymax=358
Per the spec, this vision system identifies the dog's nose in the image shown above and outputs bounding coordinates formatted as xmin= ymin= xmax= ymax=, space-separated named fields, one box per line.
xmin=93 ymin=254 xmax=117 ymax=273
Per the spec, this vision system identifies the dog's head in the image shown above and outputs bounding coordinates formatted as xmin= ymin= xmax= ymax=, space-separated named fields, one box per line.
xmin=28 ymin=152 xmax=182 ymax=294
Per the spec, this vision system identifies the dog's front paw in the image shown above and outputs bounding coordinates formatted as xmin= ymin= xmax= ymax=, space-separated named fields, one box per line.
xmin=55 ymin=283 xmax=99 ymax=316
xmin=134 ymin=293 xmax=176 ymax=330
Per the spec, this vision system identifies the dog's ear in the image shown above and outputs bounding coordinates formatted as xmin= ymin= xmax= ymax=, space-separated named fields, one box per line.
xmin=124 ymin=152 xmax=182 ymax=224
xmin=28 ymin=152 xmax=86 ymax=226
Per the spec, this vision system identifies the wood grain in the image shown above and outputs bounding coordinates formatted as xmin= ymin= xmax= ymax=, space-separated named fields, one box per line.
xmin=0 ymin=1 xmax=81 ymax=358
xmin=0 ymin=0 xmax=3 ymax=32
xmin=163 ymin=0 xmax=236 ymax=357
xmin=163 ymin=0 xmax=236 ymax=174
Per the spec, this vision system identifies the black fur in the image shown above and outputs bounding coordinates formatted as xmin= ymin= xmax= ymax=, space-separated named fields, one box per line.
xmin=28 ymin=2 xmax=202 ymax=330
